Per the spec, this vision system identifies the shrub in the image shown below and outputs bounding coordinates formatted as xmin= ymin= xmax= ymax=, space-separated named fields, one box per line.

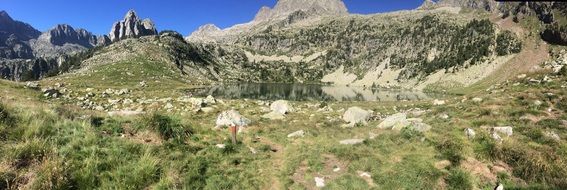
xmin=400 ymin=126 xmax=424 ymax=140
xmin=557 ymin=98 xmax=567 ymax=112
xmin=446 ymin=169 xmax=473 ymax=190
xmin=559 ymin=66 xmax=567 ymax=76
xmin=144 ymin=113 xmax=192 ymax=142
xmin=8 ymin=139 xmax=50 ymax=168
xmin=474 ymin=132 xmax=499 ymax=160
xmin=436 ymin=138 xmax=464 ymax=165
xmin=0 ymin=104 xmax=17 ymax=127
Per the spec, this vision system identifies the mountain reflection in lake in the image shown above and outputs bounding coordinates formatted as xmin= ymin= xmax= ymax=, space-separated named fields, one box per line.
xmin=185 ymin=83 xmax=439 ymax=101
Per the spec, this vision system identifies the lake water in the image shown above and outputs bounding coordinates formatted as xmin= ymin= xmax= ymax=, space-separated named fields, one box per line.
xmin=185 ymin=83 xmax=441 ymax=102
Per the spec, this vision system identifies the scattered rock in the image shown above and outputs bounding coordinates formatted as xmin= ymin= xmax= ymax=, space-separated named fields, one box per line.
xmin=117 ymin=88 xmax=129 ymax=95
xmin=517 ymin=74 xmax=527 ymax=79
xmin=108 ymin=110 xmax=145 ymax=117
xmin=314 ymin=177 xmax=325 ymax=188
xmin=545 ymin=131 xmax=561 ymax=141
xmin=339 ymin=139 xmax=364 ymax=145
xmin=198 ymin=107 xmax=215 ymax=113
xmin=262 ymin=112 xmax=286 ymax=120
xmin=342 ymin=107 xmax=372 ymax=126
xmin=465 ymin=128 xmax=476 ymax=139
xmin=377 ymin=113 xmax=408 ymax=129
xmin=472 ymin=97 xmax=483 ymax=103
xmin=491 ymin=132 xmax=503 ymax=142
xmin=215 ymin=110 xmax=251 ymax=128
xmin=204 ymin=95 xmax=216 ymax=105
xmin=493 ymin=126 xmax=513 ymax=137
xmin=270 ymin=100 xmax=293 ymax=114
xmin=42 ymin=88 xmax=61 ymax=98
xmin=287 ymin=130 xmax=305 ymax=138
xmin=139 ymin=81 xmax=147 ymax=87
xmin=433 ymin=99 xmax=446 ymax=105
xmin=24 ymin=82 xmax=40 ymax=89
xmin=534 ymin=100 xmax=543 ymax=106
xmin=215 ymin=144 xmax=226 ymax=149
xmin=438 ymin=113 xmax=449 ymax=119
xmin=164 ymin=103 xmax=173 ymax=110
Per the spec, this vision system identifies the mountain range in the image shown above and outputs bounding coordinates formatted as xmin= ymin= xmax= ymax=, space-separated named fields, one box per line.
xmin=0 ymin=0 xmax=565 ymax=90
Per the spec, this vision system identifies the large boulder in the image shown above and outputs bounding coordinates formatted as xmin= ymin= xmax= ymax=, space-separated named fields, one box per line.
xmin=378 ymin=113 xmax=431 ymax=132
xmin=270 ymin=100 xmax=293 ymax=114
xmin=342 ymin=107 xmax=372 ymax=126
xmin=377 ymin=113 xmax=409 ymax=129
xmin=215 ymin=110 xmax=251 ymax=128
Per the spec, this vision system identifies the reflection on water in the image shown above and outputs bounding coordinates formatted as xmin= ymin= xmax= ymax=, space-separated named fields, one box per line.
xmin=185 ymin=83 xmax=441 ymax=101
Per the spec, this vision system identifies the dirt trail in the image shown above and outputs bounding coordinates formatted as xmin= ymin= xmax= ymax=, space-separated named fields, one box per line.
xmin=258 ymin=137 xmax=285 ymax=190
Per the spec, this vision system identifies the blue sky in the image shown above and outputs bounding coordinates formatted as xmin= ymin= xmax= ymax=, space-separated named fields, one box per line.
xmin=1 ymin=0 xmax=423 ymax=36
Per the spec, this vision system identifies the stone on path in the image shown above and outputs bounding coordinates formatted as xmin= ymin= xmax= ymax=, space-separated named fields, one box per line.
xmin=314 ymin=177 xmax=325 ymax=188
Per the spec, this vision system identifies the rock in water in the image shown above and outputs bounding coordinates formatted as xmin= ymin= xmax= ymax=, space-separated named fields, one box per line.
xmin=215 ymin=110 xmax=250 ymax=128
xmin=342 ymin=107 xmax=371 ymax=126
xmin=270 ymin=100 xmax=293 ymax=115
xmin=109 ymin=10 xmax=157 ymax=42
xmin=377 ymin=113 xmax=409 ymax=129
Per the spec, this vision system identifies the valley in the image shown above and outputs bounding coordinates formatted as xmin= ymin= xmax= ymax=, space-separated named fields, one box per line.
xmin=1 ymin=0 xmax=567 ymax=189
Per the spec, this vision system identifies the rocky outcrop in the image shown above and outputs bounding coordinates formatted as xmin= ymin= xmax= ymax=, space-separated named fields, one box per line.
xmin=109 ymin=10 xmax=158 ymax=42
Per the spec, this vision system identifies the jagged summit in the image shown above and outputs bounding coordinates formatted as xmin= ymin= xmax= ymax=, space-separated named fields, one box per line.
xmin=41 ymin=24 xmax=98 ymax=47
xmin=253 ymin=0 xmax=348 ymax=22
xmin=108 ymin=9 xmax=158 ymax=42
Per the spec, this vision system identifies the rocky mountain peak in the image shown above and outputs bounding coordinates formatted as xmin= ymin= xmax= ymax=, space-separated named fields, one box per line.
xmin=253 ymin=0 xmax=348 ymax=22
xmin=0 ymin=10 xmax=13 ymax=22
xmin=417 ymin=0 xmax=437 ymax=10
xmin=41 ymin=24 xmax=97 ymax=47
xmin=418 ymin=0 xmax=500 ymax=12
xmin=109 ymin=9 xmax=158 ymax=42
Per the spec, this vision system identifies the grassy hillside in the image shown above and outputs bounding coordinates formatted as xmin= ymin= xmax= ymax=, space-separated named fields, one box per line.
xmin=2 ymin=55 xmax=567 ymax=189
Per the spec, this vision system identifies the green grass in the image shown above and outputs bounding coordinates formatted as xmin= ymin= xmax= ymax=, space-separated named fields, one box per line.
xmin=2 ymin=65 xmax=567 ymax=189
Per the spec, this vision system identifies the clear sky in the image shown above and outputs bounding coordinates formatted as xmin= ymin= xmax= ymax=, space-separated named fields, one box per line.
xmin=1 ymin=0 xmax=423 ymax=36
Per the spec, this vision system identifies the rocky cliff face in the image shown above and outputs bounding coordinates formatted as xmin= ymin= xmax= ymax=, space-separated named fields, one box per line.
xmin=30 ymin=24 xmax=103 ymax=58
xmin=109 ymin=10 xmax=158 ymax=42
xmin=0 ymin=10 xmax=41 ymax=59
